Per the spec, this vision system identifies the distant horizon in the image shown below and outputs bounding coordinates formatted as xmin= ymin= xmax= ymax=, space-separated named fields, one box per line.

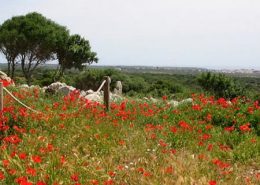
xmin=0 ymin=60 xmax=259 ymax=71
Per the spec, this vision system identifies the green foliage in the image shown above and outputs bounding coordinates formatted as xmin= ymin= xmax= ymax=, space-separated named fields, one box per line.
xmin=55 ymin=34 xmax=98 ymax=80
xmin=72 ymin=68 xmax=191 ymax=98
xmin=197 ymin=72 xmax=245 ymax=99
xmin=0 ymin=12 xmax=69 ymax=84
xmin=0 ymin=12 xmax=97 ymax=84
xmin=74 ymin=69 xmax=109 ymax=90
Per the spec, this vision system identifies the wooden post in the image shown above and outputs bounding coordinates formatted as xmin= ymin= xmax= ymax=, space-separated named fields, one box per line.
xmin=0 ymin=82 xmax=3 ymax=112
xmin=103 ymin=76 xmax=111 ymax=111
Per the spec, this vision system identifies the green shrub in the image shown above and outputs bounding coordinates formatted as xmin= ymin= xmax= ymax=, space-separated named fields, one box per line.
xmin=197 ymin=72 xmax=245 ymax=99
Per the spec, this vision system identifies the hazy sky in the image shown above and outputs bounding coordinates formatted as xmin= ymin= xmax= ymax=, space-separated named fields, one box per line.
xmin=0 ymin=0 xmax=260 ymax=69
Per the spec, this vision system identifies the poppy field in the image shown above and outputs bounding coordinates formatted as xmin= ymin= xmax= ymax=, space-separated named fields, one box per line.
xmin=0 ymin=87 xmax=259 ymax=185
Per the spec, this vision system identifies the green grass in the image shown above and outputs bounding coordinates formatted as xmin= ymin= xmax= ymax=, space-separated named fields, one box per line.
xmin=0 ymin=88 xmax=259 ymax=184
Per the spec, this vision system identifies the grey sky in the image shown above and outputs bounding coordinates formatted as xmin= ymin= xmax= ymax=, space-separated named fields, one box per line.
xmin=0 ymin=0 xmax=260 ymax=69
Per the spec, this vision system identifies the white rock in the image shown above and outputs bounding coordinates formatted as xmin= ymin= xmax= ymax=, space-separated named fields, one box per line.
xmin=80 ymin=91 xmax=87 ymax=97
xmin=30 ymin=85 xmax=40 ymax=89
xmin=227 ymin=101 xmax=232 ymax=105
xmin=180 ymin=98 xmax=193 ymax=104
xmin=57 ymin=86 xmax=76 ymax=95
xmin=150 ymin=97 xmax=158 ymax=103
xmin=168 ymin=100 xmax=179 ymax=107
xmin=111 ymin=93 xmax=123 ymax=101
xmin=113 ymin=81 xmax=123 ymax=95
xmin=19 ymin=84 xmax=30 ymax=88
xmin=48 ymin=82 xmax=66 ymax=92
xmin=85 ymin=92 xmax=102 ymax=102
xmin=86 ymin=89 xmax=94 ymax=95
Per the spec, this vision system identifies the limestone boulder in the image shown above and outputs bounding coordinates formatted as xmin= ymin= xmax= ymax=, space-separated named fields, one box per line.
xmin=111 ymin=94 xmax=123 ymax=102
xmin=113 ymin=81 xmax=123 ymax=95
xmin=57 ymin=86 xmax=76 ymax=96
xmin=79 ymin=90 xmax=87 ymax=98
xmin=168 ymin=100 xmax=179 ymax=107
xmin=47 ymin=82 xmax=66 ymax=92
xmin=180 ymin=98 xmax=193 ymax=104
xmin=86 ymin=89 xmax=94 ymax=95
xmin=85 ymin=92 xmax=102 ymax=102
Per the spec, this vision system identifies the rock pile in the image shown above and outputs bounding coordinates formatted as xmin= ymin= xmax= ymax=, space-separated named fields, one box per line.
xmin=42 ymin=82 xmax=123 ymax=102
xmin=17 ymin=80 xmax=192 ymax=106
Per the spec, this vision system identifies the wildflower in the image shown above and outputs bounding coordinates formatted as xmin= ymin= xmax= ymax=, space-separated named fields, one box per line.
xmin=206 ymin=113 xmax=212 ymax=121
xmin=143 ymin=171 xmax=152 ymax=177
xmin=32 ymin=155 xmax=42 ymax=163
xmin=165 ymin=166 xmax=174 ymax=174
xmin=207 ymin=144 xmax=213 ymax=151
xmin=209 ymin=180 xmax=217 ymax=185
xmin=47 ymin=143 xmax=54 ymax=152
xmin=217 ymin=98 xmax=228 ymax=108
xmin=8 ymin=169 xmax=16 ymax=175
xmin=162 ymin=95 xmax=167 ymax=101
xmin=3 ymin=135 xmax=22 ymax=144
xmin=26 ymin=167 xmax=37 ymax=176
xmin=2 ymin=159 xmax=9 ymax=167
xmin=103 ymin=179 xmax=114 ymax=185
xmin=239 ymin=123 xmax=251 ymax=132
xmin=247 ymin=107 xmax=254 ymax=114
xmin=90 ymin=179 xmax=99 ymax=185
xmin=108 ymin=171 xmax=116 ymax=177
xmin=60 ymin=155 xmax=66 ymax=164
xmin=71 ymin=174 xmax=79 ymax=182
xmin=224 ymin=126 xmax=234 ymax=132
xmin=15 ymin=176 xmax=33 ymax=185
xmin=205 ymin=124 xmax=213 ymax=130
xmin=118 ymin=140 xmax=126 ymax=146
xmin=159 ymin=139 xmax=168 ymax=147
xmin=0 ymin=171 xmax=5 ymax=180
xmin=36 ymin=182 xmax=47 ymax=185
xmin=137 ymin=167 xmax=145 ymax=173
xmin=192 ymin=104 xmax=202 ymax=111
xmin=178 ymin=120 xmax=191 ymax=130
xmin=170 ymin=149 xmax=176 ymax=154
xmin=0 ymin=79 xmax=13 ymax=87
xmin=170 ymin=126 xmax=177 ymax=133
xmin=201 ymin=133 xmax=211 ymax=141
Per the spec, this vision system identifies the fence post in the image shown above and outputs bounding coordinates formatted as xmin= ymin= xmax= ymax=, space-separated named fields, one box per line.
xmin=0 ymin=82 xmax=3 ymax=111
xmin=103 ymin=76 xmax=111 ymax=111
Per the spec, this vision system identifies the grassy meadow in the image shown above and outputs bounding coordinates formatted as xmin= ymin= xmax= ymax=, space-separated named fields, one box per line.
xmin=0 ymin=85 xmax=259 ymax=184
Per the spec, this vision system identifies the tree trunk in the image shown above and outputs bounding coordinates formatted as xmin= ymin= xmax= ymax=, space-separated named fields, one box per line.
xmin=7 ymin=62 xmax=11 ymax=76
xmin=10 ymin=60 xmax=16 ymax=79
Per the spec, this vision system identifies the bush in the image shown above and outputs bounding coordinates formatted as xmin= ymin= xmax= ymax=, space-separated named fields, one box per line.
xmin=197 ymin=72 xmax=245 ymax=99
xmin=74 ymin=68 xmax=126 ymax=91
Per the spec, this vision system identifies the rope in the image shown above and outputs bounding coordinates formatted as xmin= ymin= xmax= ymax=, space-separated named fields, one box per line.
xmin=3 ymin=87 xmax=41 ymax=114
xmin=2 ymin=77 xmax=109 ymax=114
xmin=96 ymin=80 xmax=106 ymax=93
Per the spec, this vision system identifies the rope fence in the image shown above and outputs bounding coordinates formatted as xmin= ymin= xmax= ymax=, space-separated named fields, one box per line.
xmin=3 ymin=86 xmax=41 ymax=114
xmin=0 ymin=76 xmax=111 ymax=113
xmin=96 ymin=80 xmax=106 ymax=93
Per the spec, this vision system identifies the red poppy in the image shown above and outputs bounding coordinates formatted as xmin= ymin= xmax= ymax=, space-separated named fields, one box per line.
xmin=209 ymin=180 xmax=217 ymax=185
xmin=32 ymin=155 xmax=42 ymax=163
xmin=0 ymin=171 xmax=5 ymax=180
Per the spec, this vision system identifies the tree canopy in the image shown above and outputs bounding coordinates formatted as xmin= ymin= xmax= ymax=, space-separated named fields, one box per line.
xmin=0 ymin=12 xmax=98 ymax=84
xmin=55 ymin=34 xmax=98 ymax=80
